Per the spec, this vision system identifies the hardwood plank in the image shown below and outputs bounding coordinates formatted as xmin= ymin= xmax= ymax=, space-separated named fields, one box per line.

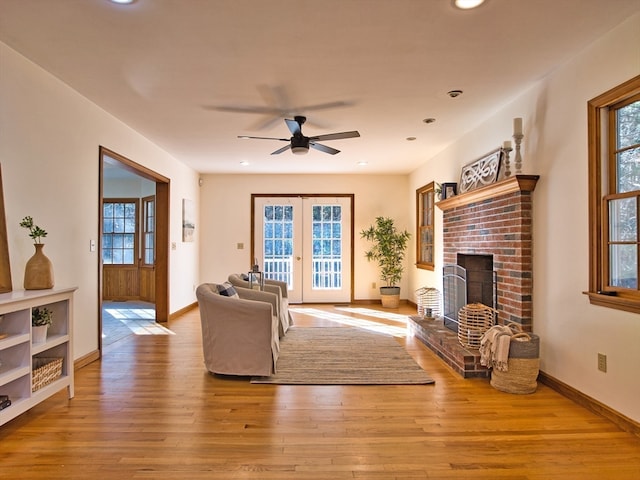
xmin=0 ymin=304 xmax=638 ymax=479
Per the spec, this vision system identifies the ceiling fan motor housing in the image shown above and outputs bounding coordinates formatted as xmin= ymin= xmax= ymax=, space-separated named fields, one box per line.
xmin=291 ymin=134 xmax=310 ymax=154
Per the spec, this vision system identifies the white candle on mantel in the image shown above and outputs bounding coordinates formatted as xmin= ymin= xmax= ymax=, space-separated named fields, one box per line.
xmin=503 ymin=140 xmax=512 ymax=149
xmin=513 ymin=117 xmax=523 ymax=136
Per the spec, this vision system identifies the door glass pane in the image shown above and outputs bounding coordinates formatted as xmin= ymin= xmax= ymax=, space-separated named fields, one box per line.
xmin=263 ymin=204 xmax=293 ymax=285
xmin=311 ymin=204 xmax=342 ymax=289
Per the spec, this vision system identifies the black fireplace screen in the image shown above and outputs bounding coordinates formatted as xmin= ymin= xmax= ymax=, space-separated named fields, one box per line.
xmin=443 ymin=254 xmax=497 ymax=332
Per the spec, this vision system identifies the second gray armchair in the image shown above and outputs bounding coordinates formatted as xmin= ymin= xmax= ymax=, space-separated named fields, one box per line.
xmin=228 ymin=273 xmax=293 ymax=337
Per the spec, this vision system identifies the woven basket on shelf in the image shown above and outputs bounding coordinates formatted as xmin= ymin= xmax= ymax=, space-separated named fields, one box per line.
xmin=457 ymin=303 xmax=496 ymax=349
xmin=490 ymin=323 xmax=540 ymax=394
xmin=32 ymin=357 xmax=63 ymax=392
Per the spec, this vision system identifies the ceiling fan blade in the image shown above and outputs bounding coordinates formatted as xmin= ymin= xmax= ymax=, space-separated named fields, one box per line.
xmin=207 ymin=105 xmax=283 ymax=115
xmin=310 ymin=142 xmax=340 ymax=155
xmin=298 ymin=100 xmax=353 ymax=112
xmin=238 ymin=135 xmax=289 ymax=141
xmin=311 ymin=131 xmax=361 ymax=141
xmin=271 ymin=144 xmax=292 ymax=155
xmin=285 ymin=118 xmax=302 ymax=136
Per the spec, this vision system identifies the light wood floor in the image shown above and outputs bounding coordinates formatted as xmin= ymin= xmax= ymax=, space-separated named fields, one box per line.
xmin=1 ymin=304 xmax=639 ymax=479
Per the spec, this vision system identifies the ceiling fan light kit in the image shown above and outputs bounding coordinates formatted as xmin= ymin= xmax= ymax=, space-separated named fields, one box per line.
xmin=452 ymin=0 xmax=486 ymax=10
xmin=238 ymin=115 xmax=360 ymax=156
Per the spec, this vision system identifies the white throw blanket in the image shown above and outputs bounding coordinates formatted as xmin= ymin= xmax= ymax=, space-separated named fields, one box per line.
xmin=480 ymin=325 xmax=513 ymax=372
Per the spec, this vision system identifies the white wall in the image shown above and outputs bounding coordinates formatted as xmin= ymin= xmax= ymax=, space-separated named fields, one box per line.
xmin=198 ymin=174 xmax=410 ymax=300
xmin=409 ymin=14 xmax=640 ymax=422
xmin=0 ymin=42 xmax=200 ymax=360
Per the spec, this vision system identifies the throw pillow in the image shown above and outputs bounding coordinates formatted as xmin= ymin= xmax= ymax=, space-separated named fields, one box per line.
xmin=216 ymin=282 xmax=239 ymax=298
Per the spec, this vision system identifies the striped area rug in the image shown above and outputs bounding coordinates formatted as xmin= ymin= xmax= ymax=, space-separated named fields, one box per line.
xmin=251 ymin=327 xmax=435 ymax=385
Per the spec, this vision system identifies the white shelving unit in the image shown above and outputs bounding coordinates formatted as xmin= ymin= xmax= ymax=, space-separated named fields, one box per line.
xmin=0 ymin=287 xmax=76 ymax=426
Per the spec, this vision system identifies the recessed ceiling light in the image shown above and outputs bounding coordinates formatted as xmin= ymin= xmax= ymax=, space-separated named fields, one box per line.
xmin=452 ymin=0 xmax=485 ymax=9
xmin=406 ymin=137 xmax=417 ymax=141
xmin=357 ymin=161 xmax=368 ymax=166
xmin=240 ymin=161 xmax=250 ymax=166
xmin=109 ymin=0 xmax=137 ymax=4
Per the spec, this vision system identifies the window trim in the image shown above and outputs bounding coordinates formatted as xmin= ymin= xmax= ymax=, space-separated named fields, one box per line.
xmin=586 ymin=75 xmax=640 ymax=313
xmin=416 ymin=181 xmax=435 ymax=271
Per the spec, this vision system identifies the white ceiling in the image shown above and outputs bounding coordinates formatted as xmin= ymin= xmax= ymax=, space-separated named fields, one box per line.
xmin=1 ymin=0 xmax=638 ymax=175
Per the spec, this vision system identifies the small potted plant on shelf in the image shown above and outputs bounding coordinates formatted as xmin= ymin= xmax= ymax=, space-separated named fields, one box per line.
xmin=361 ymin=216 xmax=411 ymax=308
xmin=32 ymin=306 xmax=53 ymax=344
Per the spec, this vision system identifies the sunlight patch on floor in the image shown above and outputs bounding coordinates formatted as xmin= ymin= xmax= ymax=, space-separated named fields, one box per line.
xmin=103 ymin=304 xmax=174 ymax=337
xmin=104 ymin=307 xmax=156 ymax=320
xmin=289 ymin=307 xmax=407 ymax=337
xmin=335 ymin=306 xmax=408 ymax=323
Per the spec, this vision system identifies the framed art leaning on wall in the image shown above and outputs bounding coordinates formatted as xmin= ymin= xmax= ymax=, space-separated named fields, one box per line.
xmin=458 ymin=148 xmax=503 ymax=194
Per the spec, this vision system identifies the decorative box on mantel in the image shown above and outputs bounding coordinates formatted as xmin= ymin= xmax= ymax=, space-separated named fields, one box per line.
xmin=408 ymin=174 xmax=539 ymax=378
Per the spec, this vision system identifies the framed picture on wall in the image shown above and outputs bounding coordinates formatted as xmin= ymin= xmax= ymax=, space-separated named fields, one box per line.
xmin=182 ymin=199 xmax=195 ymax=242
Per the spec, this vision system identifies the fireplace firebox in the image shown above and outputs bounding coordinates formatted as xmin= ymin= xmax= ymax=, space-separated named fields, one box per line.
xmin=443 ymin=254 xmax=496 ymax=332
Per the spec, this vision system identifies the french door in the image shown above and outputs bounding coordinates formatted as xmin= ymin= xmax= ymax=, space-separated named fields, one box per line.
xmin=253 ymin=195 xmax=353 ymax=303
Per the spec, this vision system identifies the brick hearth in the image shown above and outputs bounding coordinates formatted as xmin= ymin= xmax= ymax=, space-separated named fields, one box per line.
xmin=411 ymin=175 xmax=539 ymax=377
xmin=408 ymin=315 xmax=488 ymax=378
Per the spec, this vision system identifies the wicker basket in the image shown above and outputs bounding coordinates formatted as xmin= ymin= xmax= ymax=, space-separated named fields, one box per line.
xmin=490 ymin=326 xmax=540 ymax=394
xmin=415 ymin=287 xmax=441 ymax=318
xmin=32 ymin=357 xmax=63 ymax=392
xmin=458 ymin=303 xmax=496 ymax=349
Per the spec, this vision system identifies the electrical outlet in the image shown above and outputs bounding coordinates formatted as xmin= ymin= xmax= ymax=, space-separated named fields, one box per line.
xmin=237 ymin=242 xmax=244 ymax=250
xmin=372 ymin=282 xmax=376 ymax=289
xmin=598 ymin=353 xmax=607 ymax=373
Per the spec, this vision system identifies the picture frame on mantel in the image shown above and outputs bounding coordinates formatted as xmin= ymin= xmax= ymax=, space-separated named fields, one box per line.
xmin=0 ymin=164 xmax=12 ymax=293
xmin=441 ymin=182 xmax=458 ymax=200
xmin=458 ymin=148 xmax=503 ymax=194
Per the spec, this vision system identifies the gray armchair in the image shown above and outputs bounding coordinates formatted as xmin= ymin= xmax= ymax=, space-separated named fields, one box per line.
xmin=196 ymin=283 xmax=280 ymax=377
xmin=228 ymin=273 xmax=293 ymax=337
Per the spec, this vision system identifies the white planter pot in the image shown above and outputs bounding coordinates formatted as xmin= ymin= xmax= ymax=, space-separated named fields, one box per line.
xmin=32 ymin=325 xmax=48 ymax=344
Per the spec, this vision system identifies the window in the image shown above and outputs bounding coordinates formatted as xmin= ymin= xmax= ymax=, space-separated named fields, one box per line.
xmin=103 ymin=200 xmax=138 ymax=265
xmin=142 ymin=196 xmax=155 ymax=266
xmin=587 ymin=75 xmax=640 ymax=313
xmin=416 ymin=182 xmax=435 ymax=270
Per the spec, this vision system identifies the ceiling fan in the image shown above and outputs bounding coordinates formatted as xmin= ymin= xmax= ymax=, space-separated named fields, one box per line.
xmin=238 ymin=116 xmax=360 ymax=155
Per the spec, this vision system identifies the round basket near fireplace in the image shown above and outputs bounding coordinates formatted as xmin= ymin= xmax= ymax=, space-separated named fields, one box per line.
xmin=457 ymin=303 xmax=495 ymax=349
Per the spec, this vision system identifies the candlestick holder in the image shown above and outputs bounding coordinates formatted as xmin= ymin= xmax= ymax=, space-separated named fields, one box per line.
xmin=502 ymin=147 xmax=512 ymax=178
xmin=513 ymin=133 xmax=524 ymax=174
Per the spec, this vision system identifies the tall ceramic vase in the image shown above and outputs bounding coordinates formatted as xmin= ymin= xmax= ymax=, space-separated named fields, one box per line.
xmin=24 ymin=244 xmax=54 ymax=290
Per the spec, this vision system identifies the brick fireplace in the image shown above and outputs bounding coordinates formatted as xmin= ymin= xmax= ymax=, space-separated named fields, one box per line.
xmin=408 ymin=175 xmax=539 ymax=377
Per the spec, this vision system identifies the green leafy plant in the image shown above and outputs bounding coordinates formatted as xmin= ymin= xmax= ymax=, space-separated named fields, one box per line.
xmin=360 ymin=216 xmax=411 ymax=287
xmin=19 ymin=216 xmax=48 ymax=244
xmin=32 ymin=307 xmax=53 ymax=327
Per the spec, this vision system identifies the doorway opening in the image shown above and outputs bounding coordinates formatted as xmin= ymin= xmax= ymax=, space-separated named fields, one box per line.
xmin=99 ymin=147 xmax=170 ymax=354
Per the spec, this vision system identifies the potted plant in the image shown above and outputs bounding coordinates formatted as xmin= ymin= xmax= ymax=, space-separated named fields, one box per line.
xmin=361 ymin=216 xmax=411 ymax=308
xmin=32 ymin=306 xmax=53 ymax=344
xmin=19 ymin=216 xmax=54 ymax=290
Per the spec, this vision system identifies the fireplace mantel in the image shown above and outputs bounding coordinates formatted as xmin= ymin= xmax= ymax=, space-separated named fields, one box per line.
xmin=437 ymin=175 xmax=539 ymax=212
